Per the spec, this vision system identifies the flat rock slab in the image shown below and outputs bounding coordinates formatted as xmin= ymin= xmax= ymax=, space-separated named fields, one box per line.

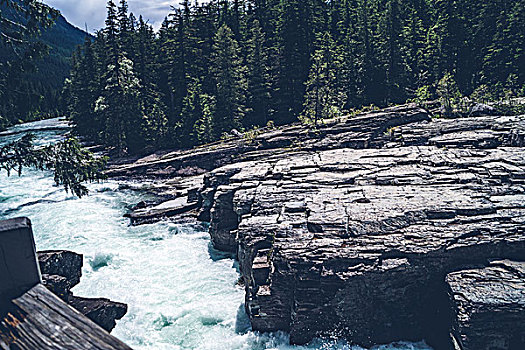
xmin=447 ymin=261 xmax=525 ymax=350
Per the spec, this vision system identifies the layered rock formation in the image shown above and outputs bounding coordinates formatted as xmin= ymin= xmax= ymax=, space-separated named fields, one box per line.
xmin=447 ymin=261 xmax=525 ymax=350
xmin=109 ymin=105 xmax=525 ymax=349
xmin=38 ymin=251 xmax=128 ymax=332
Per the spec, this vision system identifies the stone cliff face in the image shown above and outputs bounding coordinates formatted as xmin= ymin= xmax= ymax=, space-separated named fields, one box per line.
xmin=109 ymin=105 xmax=525 ymax=349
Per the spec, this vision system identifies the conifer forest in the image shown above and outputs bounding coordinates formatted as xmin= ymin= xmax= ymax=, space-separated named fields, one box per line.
xmin=63 ymin=0 xmax=524 ymax=155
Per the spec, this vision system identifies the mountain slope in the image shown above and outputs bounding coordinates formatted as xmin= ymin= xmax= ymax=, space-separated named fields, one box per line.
xmin=37 ymin=12 xmax=90 ymax=95
xmin=0 ymin=1 xmax=88 ymax=126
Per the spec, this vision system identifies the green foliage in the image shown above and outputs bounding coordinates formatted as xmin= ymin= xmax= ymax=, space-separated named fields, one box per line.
xmin=210 ymin=24 xmax=247 ymax=139
xmin=411 ymin=85 xmax=432 ymax=108
xmin=470 ymin=85 xmax=493 ymax=104
xmin=301 ymin=32 xmax=346 ymax=126
xmin=0 ymin=133 xmax=107 ymax=197
xmin=245 ymin=19 xmax=271 ymax=128
xmin=193 ymin=94 xmax=216 ymax=145
xmin=243 ymin=127 xmax=262 ymax=144
xmin=65 ymin=0 xmax=524 ymax=154
xmin=437 ymin=73 xmax=462 ymax=116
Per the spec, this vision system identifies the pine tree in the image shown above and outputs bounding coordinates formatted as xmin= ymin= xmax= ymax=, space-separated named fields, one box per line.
xmin=193 ymin=92 xmax=216 ymax=145
xmin=425 ymin=0 xmax=465 ymax=86
xmin=210 ymin=24 xmax=247 ymax=138
xmin=63 ymin=0 xmax=525 ymax=154
xmin=96 ymin=56 xmax=144 ymax=154
xmin=402 ymin=1 xmax=427 ymax=97
xmin=383 ymin=0 xmax=405 ymax=102
xmin=69 ymin=37 xmax=99 ymax=138
xmin=277 ymin=0 xmax=310 ymax=124
xmin=134 ymin=16 xmax=168 ymax=148
xmin=245 ymin=19 xmax=271 ymax=127
xmin=118 ymin=0 xmax=132 ymax=55
xmin=507 ymin=0 xmax=525 ymax=90
xmin=356 ymin=0 xmax=386 ymax=105
xmin=0 ymin=0 xmax=59 ymax=127
xmin=302 ymin=32 xmax=346 ymax=125
xmin=105 ymin=0 xmax=120 ymax=65
xmin=333 ymin=0 xmax=360 ymax=108
xmin=483 ymin=0 xmax=524 ymax=90
xmin=437 ymin=72 xmax=461 ymax=116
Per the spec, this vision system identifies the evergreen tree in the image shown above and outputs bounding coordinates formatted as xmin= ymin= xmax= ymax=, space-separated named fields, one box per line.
xmin=245 ymin=19 xmax=271 ymax=127
xmin=383 ymin=0 xmax=405 ymax=102
xmin=118 ymin=0 xmax=132 ymax=55
xmin=96 ymin=55 xmax=144 ymax=154
xmin=302 ymin=32 xmax=346 ymax=125
xmin=210 ymin=24 xmax=247 ymax=138
xmin=64 ymin=0 xmax=525 ymax=154
xmin=0 ymin=0 xmax=59 ymax=128
xmin=436 ymin=72 xmax=461 ymax=116
xmin=356 ymin=0 xmax=386 ymax=105
xmin=483 ymin=0 xmax=525 ymax=90
xmin=425 ymin=0 xmax=464 ymax=86
xmin=401 ymin=1 xmax=427 ymax=97
xmin=135 ymin=17 xmax=168 ymax=149
xmin=69 ymin=37 xmax=99 ymax=138
xmin=277 ymin=0 xmax=310 ymax=124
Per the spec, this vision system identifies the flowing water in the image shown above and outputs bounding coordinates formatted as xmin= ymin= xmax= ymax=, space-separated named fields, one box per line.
xmin=0 ymin=119 xmax=432 ymax=350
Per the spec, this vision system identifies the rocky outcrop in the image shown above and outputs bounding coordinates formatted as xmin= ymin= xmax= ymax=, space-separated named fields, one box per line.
xmin=204 ymin=146 xmax=524 ymax=347
xmin=67 ymin=296 xmax=128 ymax=333
xmin=38 ymin=251 xmax=127 ymax=332
xmin=447 ymin=261 xmax=525 ymax=350
xmin=105 ymin=105 xmax=431 ymax=179
xmin=112 ymin=105 xmax=525 ymax=348
xmin=38 ymin=250 xmax=83 ymax=297
xmin=124 ymin=176 xmax=204 ymax=225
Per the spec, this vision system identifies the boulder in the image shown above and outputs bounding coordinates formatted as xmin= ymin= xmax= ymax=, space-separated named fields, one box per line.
xmin=68 ymin=296 xmax=128 ymax=333
xmin=38 ymin=250 xmax=128 ymax=332
xmin=41 ymin=274 xmax=71 ymax=300
xmin=447 ymin=261 xmax=525 ymax=350
xmin=38 ymin=250 xmax=83 ymax=289
xmin=469 ymin=103 xmax=497 ymax=117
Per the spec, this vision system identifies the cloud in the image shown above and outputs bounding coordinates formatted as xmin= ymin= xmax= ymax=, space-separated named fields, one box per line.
xmin=44 ymin=0 xmax=196 ymax=32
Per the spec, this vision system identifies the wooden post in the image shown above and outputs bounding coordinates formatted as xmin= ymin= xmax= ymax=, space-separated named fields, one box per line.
xmin=0 ymin=217 xmax=41 ymax=306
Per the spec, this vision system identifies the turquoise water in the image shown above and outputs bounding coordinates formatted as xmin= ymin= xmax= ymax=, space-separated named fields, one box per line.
xmin=0 ymin=119 xmax=431 ymax=350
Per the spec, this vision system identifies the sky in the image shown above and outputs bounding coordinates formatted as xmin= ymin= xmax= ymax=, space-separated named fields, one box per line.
xmin=44 ymin=1 xmax=182 ymax=32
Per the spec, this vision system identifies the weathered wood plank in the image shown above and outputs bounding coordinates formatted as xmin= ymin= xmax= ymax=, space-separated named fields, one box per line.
xmin=0 ymin=285 xmax=133 ymax=350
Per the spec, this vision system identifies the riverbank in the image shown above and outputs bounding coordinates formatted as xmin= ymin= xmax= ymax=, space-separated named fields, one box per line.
xmin=0 ymin=117 xmax=436 ymax=349
xmin=107 ymin=103 xmax=525 ymax=349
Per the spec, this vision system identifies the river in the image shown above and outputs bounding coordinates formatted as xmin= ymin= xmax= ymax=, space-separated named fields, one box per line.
xmin=0 ymin=119 xmax=431 ymax=350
